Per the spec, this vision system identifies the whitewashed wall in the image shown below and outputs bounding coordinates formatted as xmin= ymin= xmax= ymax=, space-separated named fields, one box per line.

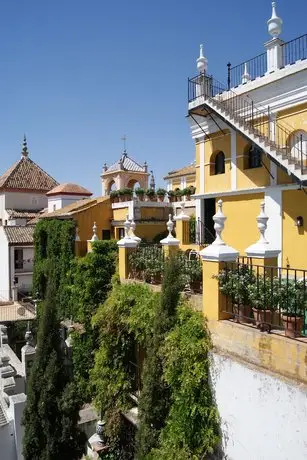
xmin=4 ymin=192 xmax=47 ymax=212
xmin=47 ymin=194 xmax=86 ymax=213
xmin=212 ymin=353 xmax=307 ymax=460
xmin=0 ymin=419 xmax=17 ymax=460
xmin=0 ymin=228 xmax=10 ymax=297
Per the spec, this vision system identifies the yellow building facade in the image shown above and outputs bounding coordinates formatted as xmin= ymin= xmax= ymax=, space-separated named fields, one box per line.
xmin=188 ymin=25 xmax=307 ymax=269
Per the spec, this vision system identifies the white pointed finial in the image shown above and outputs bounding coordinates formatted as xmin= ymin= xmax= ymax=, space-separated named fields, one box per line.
xmin=166 ymin=214 xmax=174 ymax=237
xmin=75 ymin=227 xmax=80 ymax=241
xmin=197 ymin=44 xmax=208 ymax=74
xmin=242 ymin=62 xmax=251 ymax=84
xmin=267 ymin=2 xmax=282 ymax=38
xmin=130 ymin=218 xmax=141 ymax=243
xmin=212 ymin=200 xmax=227 ymax=246
xmin=124 ymin=214 xmax=131 ymax=239
xmin=91 ymin=222 xmax=99 ymax=241
xmin=257 ymin=201 xmax=269 ymax=244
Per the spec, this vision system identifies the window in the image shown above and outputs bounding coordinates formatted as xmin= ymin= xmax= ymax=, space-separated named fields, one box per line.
xmin=214 ymin=151 xmax=225 ymax=175
xmin=247 ymin=145 xmax=262 ymax=169
xmin=53 ymin=204 xmax=56 ymax=211
xmin=102 ymin=229 xmax=111 ymax=240
xmin=14 ymin=249 xmax=23 ymax=270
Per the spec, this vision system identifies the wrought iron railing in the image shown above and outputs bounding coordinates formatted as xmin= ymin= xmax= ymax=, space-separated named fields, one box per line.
xmin=128 ymin=244 xmax=202 ymax=293
xmin=196 ymin=218 xmax=215 ymax=246
xmin=227 ymin=52 xmax=267 ymax=89
xmin=188 ymin=74 xmax=307 ymax=175
xmin=218 ymin=258 xmax=307 ymax=338
xmin=226 ymin=33 xmax=307 ymax=89
xmin=282 ymin=33 xmax=307 ymax=66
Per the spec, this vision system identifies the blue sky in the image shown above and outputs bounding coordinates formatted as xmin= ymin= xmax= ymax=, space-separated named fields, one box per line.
xmin=0 ymin=0 xmax=306 ymax=195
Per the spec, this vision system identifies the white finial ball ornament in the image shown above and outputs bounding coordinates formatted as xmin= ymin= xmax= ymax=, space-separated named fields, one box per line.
xmin=267 ymin=1 xmax=282 ymax=38
xmin=197 ymin=44 xmax=208 ymax=74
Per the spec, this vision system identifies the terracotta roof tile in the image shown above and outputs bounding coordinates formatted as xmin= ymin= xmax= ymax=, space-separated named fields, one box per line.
xmin=0 ymin=157 xmax=58 ymax=192
xmin=6 ymin=209 xmax=41 ymax=219
xmin=164 ymin=164 xmax=196 ymax=180
xmin=3 ymin=225 xmax=35 ymax=244
xmin=47 ymin=183 xmax=92 ymax=196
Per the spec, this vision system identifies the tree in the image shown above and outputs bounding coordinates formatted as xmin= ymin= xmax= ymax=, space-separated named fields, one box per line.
xmin=136 ymin=255 xmax=183 ymax=459
xmin=22 ymin=264 xmax=86 ymax=460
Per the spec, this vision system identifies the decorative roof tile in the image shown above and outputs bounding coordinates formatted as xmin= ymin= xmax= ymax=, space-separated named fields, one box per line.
xmin=47 ymin=183 xmax=92 ymax=196
xmin=3 ymin=226 xmax=35 ymax=244
xmin=0 ymin=157 xmax=58 ymax=192
xmin=105 ymin=153 xmax=147 ymax=173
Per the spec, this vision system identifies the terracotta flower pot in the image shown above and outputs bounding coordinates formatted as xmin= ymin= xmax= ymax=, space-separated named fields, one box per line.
xmin=137 ymin=194 xmax=144 ymax=202
xmin=281 ymin=315 xmax=304 ymax=338
xmin=185 ymin=194 xmax=191 ymax=201
xmin=234 ymin=304 xmax=252 ymax=323
xmin=118 ymin=196 xmax=125 ymax=202
xmin=157 ymin=195 xmax=164 ymax=202
xmin=252 ymin=308 xmax=272 ymax=328
xmin=168 ymin=196 xmax=175 ymax=203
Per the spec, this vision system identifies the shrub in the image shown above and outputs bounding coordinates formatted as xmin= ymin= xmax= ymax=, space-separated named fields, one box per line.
xmin=248 ymin=275 xmax=280 ymax=311
xmin=167 ymin=190 xmax=175 ymax=197
xmin=216 ymin=264 xmax=256 ymax=306
xmin=110 ymin=190 xmax=118 ymax=198
xmin=146 ymin=189 xmax=156 ymax=197
xmin=279 ymin=279 xmax=307 ymax=317
xmin=135 ymin=187 xmax=145 ymax=196
xmin=156 ymin=188 xmax=166 ymax=197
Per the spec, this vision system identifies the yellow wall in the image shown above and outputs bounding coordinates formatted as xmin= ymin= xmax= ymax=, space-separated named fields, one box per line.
xmin=74 ymin=198 xmax=112 ymax=241
xmin=113 ymin=207 xmax=129 ymax=222
xmin=282 ymin=189 xmax=307 ymax=269
xmin=236 ymin=134 xmax=271 ymax=189
xmin=221 ymin=193 xmax=264 ymax=255
xmin=133 ymin=223 xmax=166 ymax=242
xmin=195 ymin=142 xmax=200 ymax=194
xmin=204 ymin=132 xmax=231 ymax=192
xmin=277 ymin=167 xmax=294 ymax=185
xmin=277 ymin=102 xmax=307 ymax=132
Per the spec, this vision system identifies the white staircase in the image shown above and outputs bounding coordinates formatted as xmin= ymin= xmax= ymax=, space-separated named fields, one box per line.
xmin=189 ymin=76 xmax=307 ymax=182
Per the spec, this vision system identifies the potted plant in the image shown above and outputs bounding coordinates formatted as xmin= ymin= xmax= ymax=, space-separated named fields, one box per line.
xmin=216 ymin=265 xmax=255 ymax=323
xmin=186 ymin=185 xmax=196 ymax=200
xmin=249 ymin=276 xmax=280 ymax=330
xmin=175 ymin=189 xmax=183 ymax=202
xmin=123 ymin=187 xmax=133 ymax=201
xmin=279 ymin=279 xmax=306 ymax=338
xmin=145 ymin=189 xmax=156 ymax=202
xmin=118 ymin=189 xmax=126 ymax=202
xmin=156 ymin=188 xmax=166 ymax=202
xmin=167 ymin=190 xmax=175 ymax=203
xmin=110 ymin=190 xmax=118 ymax=203
xmin=135 ymin=187 xmax=145 ymax=201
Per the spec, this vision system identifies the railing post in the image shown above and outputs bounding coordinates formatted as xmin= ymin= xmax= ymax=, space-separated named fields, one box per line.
xmin=227 ymin=62 xmax=231 ymax=90
xmin=199 ymin=200 xmax=239 ymax=321
xmin=174 ymin=203 xmax=190 ymax=246
xmin=160 ymin=214 xmax=180 ymax=258
xmin=117 ymin=216 xmax=140 ymax=281
xmin=245 ymin=201 xmax=280 ymax=269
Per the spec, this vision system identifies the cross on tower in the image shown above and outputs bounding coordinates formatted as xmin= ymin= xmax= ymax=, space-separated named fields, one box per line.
xmin=121 ymin=135 xmax=127 ymax=153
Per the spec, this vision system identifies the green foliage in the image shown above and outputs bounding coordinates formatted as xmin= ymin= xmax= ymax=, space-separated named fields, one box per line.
xmin=248 ymin=276 xmax=280 ymax=311
xmin=156 ymin=188 xmax=166 ymax=196
xmin=110 ymin=190 xmax=119 ymax=198
xmin=151 ymin=306 xmax=220 ymax=459
xmin=68 ymin=240 xmax=118 ymax=401
xmin=136 ymin=256 xmax=183 ymax=458
xmin=90 ymin=257 xmax=221 ymax=459
xmin=22 ymin=264 xmax=86 ymax=460
xmin=189 ymin=215 xmax=196 ymax=244
xmin=128 ymin=245 xmax=165 ymax=282
xmin=175 ymin=189 xmax=183 ymax=197
xmin=33 ymin=219 xmax=75 ymax=318
xmin=123 ymin=187 xmax=133 ymax=196
xmin=167 ymin=190 xmax=175 ymax=196
xmin=135 ymin=187 xmax=145 ymax=196
xmin=279 ymin=279 xmax=307 ymax=316
xmin=216 ymin=264 xmax=256 ymax=305
xmin=145 ymin=189 xmax=156 ymax=197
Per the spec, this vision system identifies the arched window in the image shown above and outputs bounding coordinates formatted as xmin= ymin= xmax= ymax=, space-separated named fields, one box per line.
xmin=289 ymin=130 xmax=307 ymax=162
xmin=247 ymin=145 xmax=262 ymax=169
xmin=214 ymin=151 xmax=225 ymax=175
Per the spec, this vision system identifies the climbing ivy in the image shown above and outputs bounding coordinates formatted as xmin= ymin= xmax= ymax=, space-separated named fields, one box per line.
xmin=33 ymin=219 xmax=76 ymax=318
xmin=90 ymin=255 xmax=221 ymax=459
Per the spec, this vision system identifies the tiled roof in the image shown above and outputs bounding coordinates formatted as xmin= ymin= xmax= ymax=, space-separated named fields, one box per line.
xmin=47 ymin=183 xmax=92 ymax=196
xmin=105 ymin=153 xmax=147 ymax=173
xmin=0 ymin=156 xmax=58 ymax=192
xmin=6 ymin=209 xmax=41 ymax=219
xmin=164 ymin=164 xmax=196 ymax=180
xmin=33 ymin=196 xmax=109 ymax=221
xmin=3 ymin=225 xmax=35 ymax=244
